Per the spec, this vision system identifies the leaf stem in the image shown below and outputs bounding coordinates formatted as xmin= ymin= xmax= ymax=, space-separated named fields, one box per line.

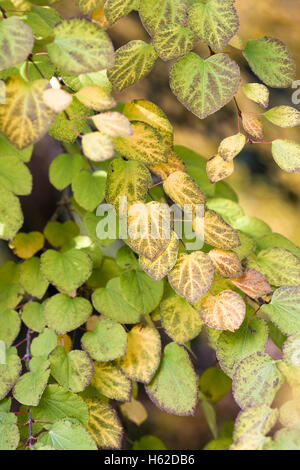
xmin=0 ymin=5 xmax=7 ymax=18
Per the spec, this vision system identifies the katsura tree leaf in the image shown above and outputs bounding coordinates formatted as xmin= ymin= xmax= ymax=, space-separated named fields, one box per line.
xmin=105 ymin=0 xmax=139 ymax=24
xmin=50 ymin=346 xmax=94 ymax=393
xmin=168 ymin=252 xmax=214 ymax=304
xmin=279 ymin=398 xmax=300 ymax=429
xmin=203 ymin=210 xmax=241 ymax=249
xmin=163 ymin=170 xmax=206 ymax=209
xmin=271 ymin=139 xmax=300 ymax=173
xmin=107 ymin=40 xmax=157 ymax=91
xmin=0 ymin=76 xmax=56 ymax=150
xmin=243 ymin=37 xmax=296 ymax=88
xmin=0 ymin=411 xmax=19 ymax=451
xmin=170 ymin=52 xmax=240 ymax=119
xmin=139 ymin=0 xmax=188 ymax=36
xmin=114 ymin=121 xmax=168 ymax=164
xmin=61 ymin=69 xmax=112 ymax=93
xmin=62 ymin=236 xmax=103 ymax=269
xmin=44 ymin=294 xmax=92 ymax=335
xmin=77 ymin=0 xmax=105 ymax=14
xmin=0 ymin=16 xmax=34 ymax=71
xmin=49 ymin=153 xmax=85 ymax=190
xmin=92 ymin=278 xmax=142 ymax=324
xmin=139 ymin=231 xmax=179 ymax=281
xmin=206 ymin=197 xmax=244 ymax=225
xmin=242 ymin=83 xmax=270 ymax=109
xmin=13 ymin=358 xmax=50 ymax=406
xmin=19 ymin=256 xmax=49 ymax=299
xmin=206 ymin=155 xmax=234 ymax=183
xmin=264 ymin=429 xmax=300 ymax=451
xmin=32 ymin=384 xmax=89 ymax=426
xmin=0 ymin=132 xmax=33 ymax=163
xmin=49 ymin=97 xmax=92 ymax=144
xmin=30 ymin=328 xmax=58 ymax=358
xmin=0 ymin=262 xmax=23 ymax=312
xmin=0 ymin=155 xmax=32 ymax=196
xmin=233 ymin=231 xmax=256 ymax=260
xmin=283 ymin=335 xmax=300 ymax=368
xmin=0 ymin=309 xmax=21 ymax=347
xmin=233 ymin=215 xmax=271 ymax=240
xmin=42 ymin=88 xmax=72 ymax=113
xmin=265 ymin=106 xmax=300 ymax=128
xmin=218 ymin=133 xmax=246 ymax=162
xmin=0 ymin=187 xmax=23 ymax=241
xmin=160 ymin=295 xmax=202 ymax=344
xmin=47 ymin=19 xmax=114 ymax=75
xmin=120 ymin=399 xmax=147 ymax=426
xmin=248 ymin=247 xmax=300 ymax=286
xmin=9 ymin=232 xmax=44 ymax=259
xmin=82 ymin=132 xmax=114 ymax=162
xmin=188 ymin=0 xmax=239 ymax=51
xmin=262 ymin=286 xmax=300 ymax=336
xmin=37 ymin=419 xmax=97 ymax=450
xmin=208 ymin=248 xmax=243 ymax=279
xmin=233 ymin=352 xmax=283 ymax=409
xmin=92 ymin=112 xmax=132 ymax=137
xmin=216 ymin=310 xmax=269 ymax=377
xmin=118 ymin=324 xmax=161 ymax=383
xmin=75 ymin=85 xmax=116 ymax=111
xmin=85 ymin=398 xmax=123 ymax=449
xmin=231 ymin=268 xmax=273 ymax=299
xmin=44 ymin=220 xmax=80 ymax=248
xmin=116 ymin=246 xmax=139 ymax=270
xmin=241 ymin=113 xmax=264 ymax=141
xmin=198 ymin=289 xmax=245 ymax=332
xmin=120 ymin=270 xmax=164 ymax=315
xmin=81 ymin=317 xmax=127 ymax=362
xmin=0 ymin=347 xmax=21 ymax=400
xmin=91 ymin=362 xmax=132 ymax=401
xmin=153 ymin=25 xmax=195 ymax=61
xmin=146 ymin=342 xmax=197 ymax=416
xmin=133 ymin=435 xmax=167 ymax=450
xmin=105 ymin=159 xmax=152 ymax=213
xmin=72 ymin=170 xmax=107 ymax=211
xmin=199 ymin=367 xmax=232 ymax=403
xmin=149 ymin=150 xmax=185 ymax=180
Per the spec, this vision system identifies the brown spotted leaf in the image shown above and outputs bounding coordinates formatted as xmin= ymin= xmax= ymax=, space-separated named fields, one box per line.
xmin=231 ymin=268 xmax=273 ymax=299
xmin=206 ymin=154 xmax=234 ymax=183
xmin=242 ymin=113 xmax=264 ymax=141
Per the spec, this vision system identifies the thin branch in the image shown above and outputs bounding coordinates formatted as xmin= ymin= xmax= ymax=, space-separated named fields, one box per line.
xmin=25 ymin=329 xmax=34 ymax=450
xmin=0 ymin=5 xmax=7 ymax=18
xmin=28 ymin=55 xmax=45 ymax=79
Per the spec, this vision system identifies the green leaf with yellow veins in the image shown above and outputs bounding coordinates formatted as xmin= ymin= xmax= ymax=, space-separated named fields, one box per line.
xmin=208 ymin=248 xmax=243 ymax=279
xmin=0 ymin=132 xmax=33 ymax=163
xmin=0 ymin=76 xmax=56 ymax=150
xmin=188 ymin=0 xmax=239 ymax=50
xmin=231 ymin=268 xmax=273 ymax=299
xmin=9 ymin=232 xmax=44 ymax=259
xmin=199 ymin=367 xmax=231 ymax=403
xmin=0 ymin=347 xmax=21 ymax=400
xmin=92 ymin=278 xmax=142 ymax=324
xmin=77 ymin=0 xmax=105 ymax=14
xmin=49 ymin=153 xmax=85 ymax=191
xmin=13 ymin=358 xmax=50 ymax=406
xmin=72 ymin=170 xmax=107 ymax=211
xmin=271 ymin=139 xmax=300 ymax=173
xmin=75 ymin=85 xmax=116 ymax=111
xmin=218 ymin=133 xmax=246 ymax=162
xmin=242 ymin=83 xmax=269 ymax=109
xmin=256 ymin=232 xmax=300 ymax=259
xmin=114 ymin=121 xmax=168 ymax=164
xmin=62 ymin=236 xmax=103 ymax=269
xmin=123 ymin=100 xmax=173 ymax=149
xmin=118 ymin=324 xmax=161 ymax=384
xmin=243 ymin=37 xmax=296 ymax=88
xmin=47 ymin=19 xmax=114 ymax=75
xmin=0 ymin=310 xmax=21 ymax=348
xmin=265 ymin=106 xmax=300 ymax=128
xmin=139 ymin=0 xmax=188 ymax=36
xmin=203 ymin=210 xmax=240 ymax=250
xmin=163 ymin=170 xmax=206 ymax=209
xmin=92 ymin=112 xmax=132 ymax=138
xmin=0 ymin=17 xmax=34 ymax=71
xmin=168 ymin=252 xmax=214 ymax=304
xmin=19 ymin=256 xmax=49 ymax=299
xmin=32 ymin=384 xmax=89 ymax=426
xmin=105 ymin=0 xmax=140 ymax=24
xmin=160 ymin=295 xmax=202 ymax=344
xmin=82 ymin=132 xmax=114 ymax=162
xmin=49 ymin=97 xmax=92 ymax=144
xmin=133 ymin=435 xmax=167 ymax=450
xmin=248 ymin=247 xmax=300 ymax=287
xmin=232 ymin=352 xmax=283 ymax=409
xmin=140 ymin=231 xmax=179 ymax=281
xmin=206 ymin=155 xmax=234 ymax=183
xmin=91 ymin=362 xmax=132 ymax=401
xmin=120 ymin=270 xmax=164 ymax=315
xmin=85 ymin=398 xmax=123 ymax=449
xmin=108 ymin=40 xmax=157 ymax=91
xmin=153 ymin=25 xmax=195 ymax=61
xmin=50 ymin=346 xmax=94 ymax=393
xmin=0 ymin=155 xmax=32 ymax=196
xmin=233 ymin=216 xmax=271 ymax=240
xmin=30 ymin=328 xmax=58 ymax=358
xmin=146 ymin=342 xmax=198 ymax=416
xmin=262 ymin=286 xmax=300 ymax=336
xmin=44 ymin=294 xmax=92 ymax=335
xmin=37 ymin=419 xmax=97 ymax=450
xmin=170 ymin=53 xmax=240 ymax=119
xmin=44 ymin=221 xmax=80 ymax=248
xmin=216 ymin=309 xmax=268 ymax=377
xmin=198 ymin=289 xmax=245 ymax=332
xmin=81 ymin=317 xmax=127 ymax=362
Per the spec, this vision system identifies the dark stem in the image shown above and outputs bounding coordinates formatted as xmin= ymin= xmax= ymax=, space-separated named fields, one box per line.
xmin=25 ymin=329 xmax=33 ymax=450
xmin=233 ymin=97 xmax=242 ymax=117
xmin=28 ymin=55 xmax=45 ymax=79
xmin=208 ymin=45 xmax=215 ymax=56
xmin=0 ymin=5 xmax=7 ymax=18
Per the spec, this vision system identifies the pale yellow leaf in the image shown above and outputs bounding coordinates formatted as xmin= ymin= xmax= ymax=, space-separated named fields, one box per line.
xmin=139 ymin=231 xmax=179 ymax=281
xmin=218 ymin=133 xmax=246 ymax=162
xmin=206 ymin=155 xmax=234 ymax=183
xmin=43 ymin=88 xmax=73 ymax=113
xmin=92 ymin=112 xmax=132 ymax=137
xmin=198 ymin=290 xmax=246 ymax=331
xmin=208 ymin=248 xmax=243 ymax=279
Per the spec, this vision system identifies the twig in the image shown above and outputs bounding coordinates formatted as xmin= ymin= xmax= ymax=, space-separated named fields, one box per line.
xmin=25 ymin=329 xmax=34 ymax=450
xmin=0 ymin=5 xmax=7 ymax=18
xmin=28 ymin=55 xmax=45 ymax=79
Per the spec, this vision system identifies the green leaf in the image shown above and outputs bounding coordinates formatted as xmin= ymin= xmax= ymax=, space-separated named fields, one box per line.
xmin=41 ymin=249 xmax=92 ymax=293
xmin=47 ymin=19 xmax=114 ymax=75
xmin=256 ymin=232 xmax=300 ymax=259
xmin=44 ymin=220 xmax=80 ymax=248
xmin=232 ymin=352 xmax=283 ymax=409
xmin=91 ymin=362 xmax=132 ymax=401
xmin=232 ymin=216 xmax=271 ymax=240
xmin=37 ymin=419 xmax=97 ymax=450
xmin=107 ymin=40 xmax=157 ymax=91
xmin=242 ymin=83 xmax=269 ymax=109
xmin=31 ymin=328 xmax=58 ymax=358
xmin=49 ymin=97 xmax=92 ymax=143
xmin=160 ymin=295 xmax=202 ymax=344
xmin=170 ymin=52 xmax=240 ymax=119
xmin=0 ymin=17 xmax=34 ymax=71
xmin=233 ymin=231 xmax=256 ymax=260
xmin=32 ymin=384 xmax=89 ymax=426
xmin=0 ymin=132 xmax=33 ymax=163
xmin=0 ymin=155 xmax=32 ymax=196
xmin=0 ymin=347 xmax=22 ymax=400
xmin=0 ymin=309 xmax=21 ymax=347
xmin=265 ymin=106 xmax=300 ymax=128
xmin=262 ymin=286 xmax=300 ymax=336
xmin=203 ymin=437 xmax=232 ymax=450
xmin=13 ymin=358 xmax=50 ymax=406
xmin=19 ymin=256 xmax=49 ymax=299
xmin=105 ymin=0 xmax=139 ymax=24
xmin=0 ymin=186 xmax=23 ymax=241
xmin=72 ymin=170 xmax=107 ymax=211
xmin=44 ymin=294 xmax=92 ymax=335
xmin=153 ymin=25 xmax=195 ymax=61
xmin=188 ymin=0 xmax=239 ymax=50
xmin=116 ymin=246 xmax=139 ymax=271
xmin=62 ymin=236 xmax=103 ymax=269
xmin=49 ymin=153 xmax=85 ymax=190
xmin=21 ymin=301 xmax=45 ymax=333
xmin=81 ymin=317 xmax=127 ymax=362
xmin=243 ymin=37 xmax=296 ymax=88
xmin=199 ymin=367 xmax=232 ymax=403
xmin=139 ymin=0 xmax=188 ymax=36
xmin=271 ymin=139 xmax=300 ymax=173
xmin=85 ymin=398 xmax=123 ymax=449
xmin=200 ymin=399 xmax=217 ymax=439
xmin=146 ymin=342 xmax=198 ymax=416
xmin=119 ymin=270 xmax=163 ymax=315
xmin=248 ymin=247 xmax=300 ymax=286
xmin=133 ymin=435 xmax=167 ymax=450
xmin=0 ymin=262 xmax=23 ymax=311
xmin=61 ymin=69 xmax=112 ymax=93
xmin=206 ymin=197 xmax=244 ymax=225
xmin=264 ymin=429 xmax=300 ymax=451
xmin=50 ymin=346 xmax=94 ymax=393
xmin=0 ymin=411 xmax=19 ymax=450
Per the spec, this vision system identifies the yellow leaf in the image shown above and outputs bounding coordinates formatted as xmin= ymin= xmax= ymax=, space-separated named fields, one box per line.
xmin=218 ymin=133 xmax=246 ymax=161
xmin=202 ymin=210 xmax=240 ymax=249
xmin=242 ymin=112 xmax=264 ymax=141
xmin=92 ymin=112 xmax=132 ymax=137
xmin=231 ymin=268 xmax=273 ymax=299
xmin=139 ymin=231 xmax=179 ymax=281
xmin=57 ymin=334 xmax=72 ymax=353
xmin=163 ymin=170 xmax=206 ymax=210
xmin=242 ymin=83 xmax=269 ymax=109
xmin=198 ymin=290 xmax=246 ymax=331
xmin=92 ymin=5 xmax=110 ymax=30
xmin=85 ymin=398 xmax=123 ymax=449
xmin=120 ymin=399 xmax=147 ymax=426
xmin=9 ymin=232 xmax=44 ymax=259
xmin=91 ymin=362 xmax=132 ymax=401
xmin=206 ymin=155 xmax=234 ymax=183
xmin=149 ymin=150 xmax=185 ymax=180
xmin=42 ymin=88 xmax=72 ymax=113
xmin=208 ymin=248 xmax=243 ymax=279
xmin=82 ymin=132 xmax=114 ymax=161
xmin=75 ymin=85 xmax=116 ymax=111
